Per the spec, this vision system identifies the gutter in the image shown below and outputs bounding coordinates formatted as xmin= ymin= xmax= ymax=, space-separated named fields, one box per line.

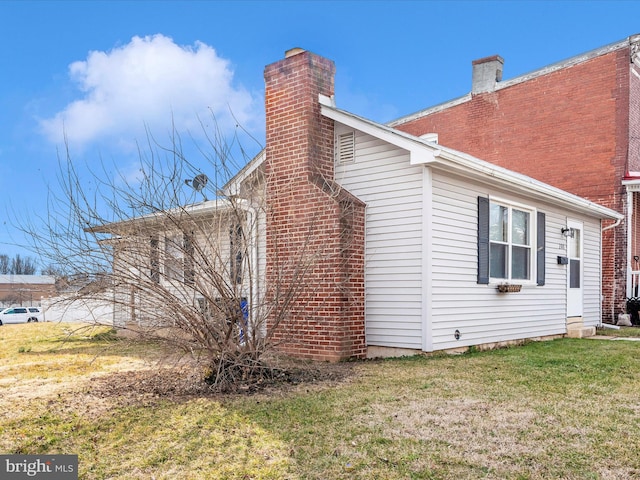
xmin=431 ymin=148 xmax=623 ymax=221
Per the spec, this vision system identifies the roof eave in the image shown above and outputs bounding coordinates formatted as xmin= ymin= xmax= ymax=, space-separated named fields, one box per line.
xmin=433 ymin=149 xmax=623 ymax=221
xmin=321 ymin=95 xmax=622 ymax=221
xmin=320 ymin=94 xmax=439 ymax=166
xmin=86 ymin=198 xmax=240 ymax=234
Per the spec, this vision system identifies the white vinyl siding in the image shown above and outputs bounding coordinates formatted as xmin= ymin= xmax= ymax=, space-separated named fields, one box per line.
xmin=334 ymin=123 xmax=605 ymax=353
xmin=335 ymin=124 xmax=424 ymax=349
xmin=111 ymin=211 xmax=258 ymax=327
xmin=430 ymin=169 xmax=601 ymax=350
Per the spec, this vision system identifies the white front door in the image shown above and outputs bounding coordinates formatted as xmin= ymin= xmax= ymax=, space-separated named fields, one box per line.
xmin=566 ymin=220 xmax=583 ymax=318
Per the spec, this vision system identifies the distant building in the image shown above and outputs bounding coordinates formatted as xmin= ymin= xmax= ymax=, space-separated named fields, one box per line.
xmin=0 ymin=275 xmax=56 ymax=307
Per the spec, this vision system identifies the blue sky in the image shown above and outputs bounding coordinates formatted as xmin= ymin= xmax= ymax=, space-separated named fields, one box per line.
xmin=1 ymin=0 xmax=638 ymax=270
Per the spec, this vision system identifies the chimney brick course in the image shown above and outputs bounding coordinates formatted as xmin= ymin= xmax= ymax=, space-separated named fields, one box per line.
xmin=264 ymin=50 xmax=366 ymax=360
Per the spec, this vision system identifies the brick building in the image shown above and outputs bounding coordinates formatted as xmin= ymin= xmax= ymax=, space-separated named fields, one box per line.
xmin=0 ymin=275 xmax=56 ymax=307
xmin=390 ymin=34 xmax=640 ymax=323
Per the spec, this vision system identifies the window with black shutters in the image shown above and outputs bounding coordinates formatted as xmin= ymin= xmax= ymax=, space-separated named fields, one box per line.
xmin=478 ymin=196 xmax=545 ymax=286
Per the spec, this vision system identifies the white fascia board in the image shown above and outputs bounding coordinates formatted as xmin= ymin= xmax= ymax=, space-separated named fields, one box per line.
xmin=320 ymin=95 xmax=621 ymax=221
xmin=87 ymin=198 xmax=239 ymax=234
xmin=319 ymin=95 xmax=438 ymax=165
xmin=222 ymin=149 xmax=266 ymax=196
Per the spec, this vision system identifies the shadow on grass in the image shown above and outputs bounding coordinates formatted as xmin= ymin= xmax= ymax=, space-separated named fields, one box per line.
xmin=10 ymin=324 xmax=170 ymax=364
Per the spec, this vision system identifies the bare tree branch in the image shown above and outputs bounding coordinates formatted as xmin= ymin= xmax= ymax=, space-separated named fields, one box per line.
xmin=14 ymin=115 xmax=327 ymax=391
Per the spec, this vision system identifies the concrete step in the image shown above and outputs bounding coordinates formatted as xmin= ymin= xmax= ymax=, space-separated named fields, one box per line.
xmin=566 ymin=326 xmax=596 ymax=339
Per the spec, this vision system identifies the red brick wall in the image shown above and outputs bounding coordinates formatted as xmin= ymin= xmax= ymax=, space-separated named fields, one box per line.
xmin=396 ymin=48 xmax=631 ymax=322
xmin=0 ymin=283 xmax=56 ymax=306
xmin=263 ymin=50 xmax=366 ymax=360
xmin=629 ymin=61 xmax=640 ymax=173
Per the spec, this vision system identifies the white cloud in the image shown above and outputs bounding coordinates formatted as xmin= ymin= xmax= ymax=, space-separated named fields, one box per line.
xmin=40 ymin=34 xmax=260 ymax=151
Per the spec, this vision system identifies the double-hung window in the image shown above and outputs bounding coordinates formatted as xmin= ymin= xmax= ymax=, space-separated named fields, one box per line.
xmin=164 ymin=234 xmax=184 ymax=282
xmin=478 ymin=196 xmax=545 ymax=285
xmin=489 ymin=203 xmax=532 ymax=281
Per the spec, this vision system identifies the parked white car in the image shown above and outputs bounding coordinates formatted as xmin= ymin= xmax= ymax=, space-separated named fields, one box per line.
xmin=0 ymin=307 xmax=43 ymax=325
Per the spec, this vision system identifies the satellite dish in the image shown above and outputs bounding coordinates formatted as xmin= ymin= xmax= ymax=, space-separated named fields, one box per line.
xmin=185 ymin=173 xmax=209 ymax=201
xmin=192 ymin=174 xmax=208 ymax=192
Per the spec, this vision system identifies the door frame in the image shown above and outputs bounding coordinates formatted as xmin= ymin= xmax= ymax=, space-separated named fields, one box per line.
xmin=566 ymin=219 xmax=584 ymax=319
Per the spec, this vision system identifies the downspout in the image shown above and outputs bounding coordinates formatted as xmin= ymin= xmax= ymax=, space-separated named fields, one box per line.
xmin=251 ymin=206 xmax=259 ymax=338
xmin=625 ymin=188 xmax=633 ymax=299
xmin=222 ymin=189 xmax=260 ymax=339
xmin=603 ymin=216 xmax=623 ymax=232
xmin=600 ymin=214 xmax=623 ymax=327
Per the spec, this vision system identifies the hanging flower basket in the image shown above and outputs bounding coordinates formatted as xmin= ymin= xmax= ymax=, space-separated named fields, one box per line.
xmin=497 ymin=284 xmax=522 ymax=293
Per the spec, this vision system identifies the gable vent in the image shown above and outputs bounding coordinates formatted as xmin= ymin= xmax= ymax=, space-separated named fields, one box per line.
xmin=336 ymin=131 xmax=355 ymax=164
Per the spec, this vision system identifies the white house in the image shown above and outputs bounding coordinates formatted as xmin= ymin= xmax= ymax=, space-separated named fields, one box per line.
xmin=322 ymin=96 xmax=621 ymax=355
xmin=99 ymin=48 xmax=623 ymax=361
xmin=249 ymin=47 xmax=622 ymax=360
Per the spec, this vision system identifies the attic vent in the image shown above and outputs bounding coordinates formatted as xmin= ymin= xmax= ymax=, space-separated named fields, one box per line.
xmin=337 ymin=131 xmax=355 ymax=164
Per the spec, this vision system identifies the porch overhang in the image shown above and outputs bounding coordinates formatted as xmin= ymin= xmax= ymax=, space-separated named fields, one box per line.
xmin=622 ymin=174 xmax=640 ymax=192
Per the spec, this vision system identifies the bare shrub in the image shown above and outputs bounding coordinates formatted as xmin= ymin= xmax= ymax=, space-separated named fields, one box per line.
xmin=16 ymin=120 xmax=318 ymax=390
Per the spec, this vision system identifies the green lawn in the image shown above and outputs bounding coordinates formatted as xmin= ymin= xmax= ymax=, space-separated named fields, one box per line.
xmin=1 ymin=323 xmax=639 ymax=479
xmin=596 ymin=325 xmax=640 ymax=337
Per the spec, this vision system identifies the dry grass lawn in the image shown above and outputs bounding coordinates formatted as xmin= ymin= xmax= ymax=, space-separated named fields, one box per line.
xmin=1 ymin=322 xmax=639 ymax=479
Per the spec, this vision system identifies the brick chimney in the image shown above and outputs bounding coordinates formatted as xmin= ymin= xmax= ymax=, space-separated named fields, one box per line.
xmin=472 ymin=55 xmax=504 ymax=94
xmin=263 ymin=48 xmax=366 ymax=361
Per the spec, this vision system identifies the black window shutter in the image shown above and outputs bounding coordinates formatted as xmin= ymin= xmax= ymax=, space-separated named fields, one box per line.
xmin=477 ymin=196 xmax=490 ymax=284
xmin=537 ymin=211 xmax=546 ymax=286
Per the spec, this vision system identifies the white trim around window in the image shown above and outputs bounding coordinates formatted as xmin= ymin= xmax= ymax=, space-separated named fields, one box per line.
xmin=488 ymin=196 xmax=537 ymax=284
